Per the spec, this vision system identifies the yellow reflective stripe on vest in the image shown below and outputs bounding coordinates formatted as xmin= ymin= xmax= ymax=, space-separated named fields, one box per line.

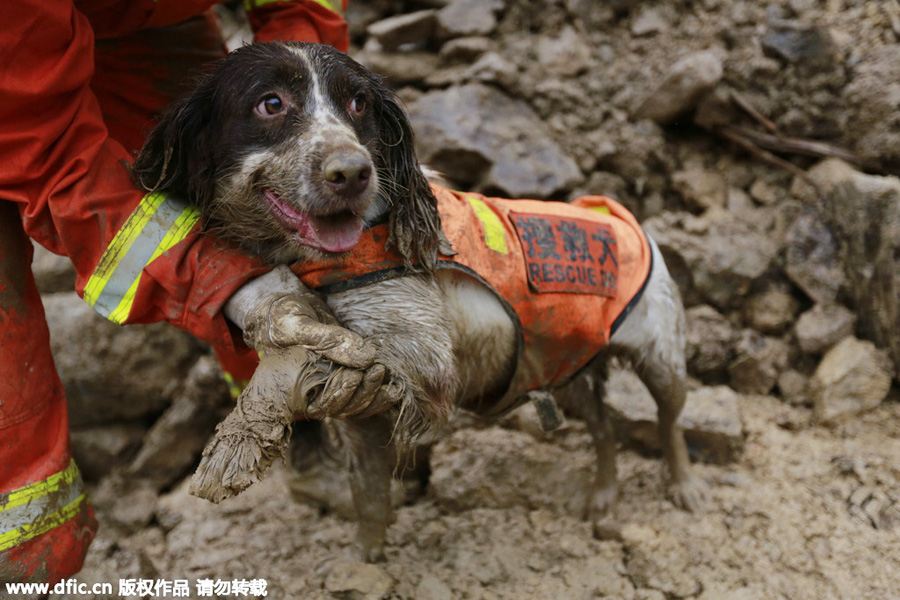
xmin=84 ymin=193 xmax=200 ymax=325
xmin=0 ymin=460 xmax=87 ymax=552
xmin=244 ymin=0 xmax=344 ymax=16
xmin=223 ymin=372 xmax=251 ymax=400
xmin=466 ymin=195 xmax=508 ymax=254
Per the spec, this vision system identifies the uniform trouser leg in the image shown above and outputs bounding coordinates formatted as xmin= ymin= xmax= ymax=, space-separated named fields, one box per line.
xmin=0 ymin=202 xmax=97 ymax=584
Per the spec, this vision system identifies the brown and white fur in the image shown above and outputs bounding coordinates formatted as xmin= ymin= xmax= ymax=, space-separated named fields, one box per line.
xmin=133 ymin=42 xmax=707 ymax=561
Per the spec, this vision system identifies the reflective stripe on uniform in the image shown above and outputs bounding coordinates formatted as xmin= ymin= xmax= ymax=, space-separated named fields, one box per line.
xmin=0 ymin=460 xmax=87 ymax=552
xmin=244 ymin=0 xmax=344 ymax=16
xmin=83 ymin=192 xmax=200 ymax=325
xmin=223 ymin=372 xmax=251 ymax=400
xmin=467 ymin=195 xmax=508 ymax=254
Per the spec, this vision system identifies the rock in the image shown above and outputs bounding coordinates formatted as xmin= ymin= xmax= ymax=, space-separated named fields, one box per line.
xmin=622 ymin=525 xmax=702 ymax=598
xmin=680 ymin=386 xmax=745 ymax=464
xmin=810 ymin=337 xmax=894 ymax=423
xmin=605 ymin=370 xmax=744 ymax=463
xmin=436 ymin=0 xmax=503 ymax=40
xmin=748 ymin=177 xmax=781 ymax=205
xmin=633 ymin=51 xmax=724 ymax=124
xmin=631 ymin=7 xmax=670 ymax=37
xmin=415 ymin=575 xmax=454 ymax=600
xmin=762 ymin=19 xmax=837 ymax=73
xmin=794 ymin=303 xmax=857 ymax=355
xmin=672 ymin=160 xmax=728 ymax=211
xmin=644 ymin=209 xmax=776 ymax=310
xmin=31 ymin=242 xmax=76 ymax=294
xmin=324 ymin=560 xmax=394 ymax=600
xmin=127 ymin=356 xmax=231 ymax=489
xmin=409 ymin=84 xmax=582 ymax=197
xmin=843 ymin=45 xmax=900 ymax=170
xmin=805 ymin=159 xmax=900 ymax=377
xmin=728 ymin=330 xmax=789 ymax=395
xmin=439 ymin=36 xmax=493 ymax=63
xmin=727 ymin=186 xmax=756 ymax=214
xmin=354 ymin=49 xmax=442 ymax=86
xmin=367 ymin=10 xmax=436 ymax=51
xmin=43 ymin=292 xmax=202 ymax=427
xmin=429 ymin=427 xmax=593 ymax=516
xmin=777 ymin=369 xmax=809 ymax=406
xmin=536 ymin=26 xmax=592 ymax=77
xmin=742 ymin=286 xmax=800 ymax=335
xmin=70 ymin=423 xmax=147 ymax=481
xmin=686 ymin=305 xmax=737 ymax=377
xmin=783 ymin=207 xmax=845 ymax=304
xmin=462 ymin=52 xmax=519 ymax=89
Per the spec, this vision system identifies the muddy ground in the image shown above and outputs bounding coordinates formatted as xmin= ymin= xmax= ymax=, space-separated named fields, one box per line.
xmin=36 ymin=0 xmax=900 ymax=598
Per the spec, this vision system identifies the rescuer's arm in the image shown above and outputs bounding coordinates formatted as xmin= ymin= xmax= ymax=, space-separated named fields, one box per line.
xmin=245 ymin=0 xmax=349 ymax=49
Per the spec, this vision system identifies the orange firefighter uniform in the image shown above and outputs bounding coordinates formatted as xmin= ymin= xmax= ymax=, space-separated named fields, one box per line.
xmin=292 ymin=184 xmax=654 ymax=417
xmin=0 ymin=0 xmax=347 ymax=584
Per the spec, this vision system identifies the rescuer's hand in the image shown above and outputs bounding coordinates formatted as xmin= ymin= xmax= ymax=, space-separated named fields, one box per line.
xmin=224 ymin=266 xmax=399 ymax=419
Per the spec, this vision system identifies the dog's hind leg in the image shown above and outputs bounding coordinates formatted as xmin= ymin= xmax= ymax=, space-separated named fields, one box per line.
xmin=610 ymin=238 xmax=707 ymax=512
xmin=337 ymin=417 xmax=396 ymax=562
xmin=634 ymin=353 xmax=707 ymax=512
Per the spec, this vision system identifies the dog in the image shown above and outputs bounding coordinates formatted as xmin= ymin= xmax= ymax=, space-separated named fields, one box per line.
xmin=133 ymin=41 xmax=707 ymax=561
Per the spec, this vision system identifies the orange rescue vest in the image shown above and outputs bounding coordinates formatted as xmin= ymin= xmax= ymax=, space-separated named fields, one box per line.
xmin=293 ymin=185 xmax=653 ymax=416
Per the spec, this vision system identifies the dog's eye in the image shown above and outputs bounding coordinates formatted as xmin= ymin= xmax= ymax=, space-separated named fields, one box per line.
xmin=256 ymin=94 xmax=285 ymax=117
xmin=349 ymin=94 xmax=366 ymax=116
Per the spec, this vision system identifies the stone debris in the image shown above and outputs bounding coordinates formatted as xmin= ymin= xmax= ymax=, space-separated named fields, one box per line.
xmin=810 ymin=336 xmax=894 ymax=424
xmin=742 ymin=286 xmax=801 ymax=335
xmin=435 ymin=0 xmax=503 ymax=40
xmin=633 ymin=50 xmax=724 ymax=125
xmin=366 ymin=10 xmax=437 ymax=51
xmin=805 ymin=159 xmax=900 ymax=377
xmin=686 ymin=304 xmax=737 ymax=378
xmin=783 ymin=208 xmax=845 ymax=304
xmin=31 ymin=241 xmax=76 ymax=294
xmin=409 ymin=83 xmax=582 ymax=197
xmin=794 ymin=302 xmax=857 ymax=355
xmin=43 ymin=291 xmax=201 ymax=427
xmin=644 ymin=209 xmax=776 ymax=310
xmin=728 ymin=329 xmax=790 ymax=395
xmin=429 ymin=427 xmax=593 ymax=516
xmin=324 ymin=561 xmax=394 ymax=600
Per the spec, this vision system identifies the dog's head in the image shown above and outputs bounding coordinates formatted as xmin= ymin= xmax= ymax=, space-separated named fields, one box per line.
xmin=132 ymin=42 xmax=441 ymax=268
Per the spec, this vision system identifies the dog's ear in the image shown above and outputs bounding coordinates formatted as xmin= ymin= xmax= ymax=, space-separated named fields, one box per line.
xmin=373 ymin=85 xmax=444 ymax=272
xmin=131 ymin=78 xmax=217 ymax=207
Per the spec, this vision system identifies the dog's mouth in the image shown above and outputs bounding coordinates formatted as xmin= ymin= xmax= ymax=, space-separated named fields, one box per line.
xmin=263 ymin=190 xmax=364 ymax=254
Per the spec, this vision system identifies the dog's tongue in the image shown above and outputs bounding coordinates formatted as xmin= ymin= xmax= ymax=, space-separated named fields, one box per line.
xmin=304 ymin=212 xmax=365 ymax=253
xmin=264 ymin=190 xmax=364 ymax=253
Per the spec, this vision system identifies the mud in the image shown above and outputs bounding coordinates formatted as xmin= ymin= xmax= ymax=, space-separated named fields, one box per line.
xmin=38 ymin=0 xmax=900 ymax=598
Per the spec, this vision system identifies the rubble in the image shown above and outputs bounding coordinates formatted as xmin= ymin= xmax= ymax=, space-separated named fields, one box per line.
xmin=810 ymin=337 xmax=894 ymax=424
xmin=429 ymin=427 xmax=593 ymax=516
xmin=43 ymin=292 xmax=202 ymax=427
xmin=644 ymin=209 xmax=776 ymax=310
xmin=686 ymin=304 xmax=737 ymax=378
xmin=408 ymin=83 xmax=582 ymax=197
xmin=366 ymin=10 xmax=437 ymax=51
xmin=728 ymin=329 xmax=790 ymax=395
xmin=794 ymin=303 xmax=857 ymax=355
xmin=633 ymin=50 xmax=724 ymax=125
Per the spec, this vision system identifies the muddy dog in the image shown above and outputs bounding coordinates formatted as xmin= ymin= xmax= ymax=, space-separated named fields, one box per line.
xmin=133 ymin=42 xmax=707 ymax=561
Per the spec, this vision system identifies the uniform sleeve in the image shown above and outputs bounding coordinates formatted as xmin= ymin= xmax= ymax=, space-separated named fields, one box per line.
xmin=0 ymin=1 xmax=270 ymax=351
xmin=244 ymin=0 xmax=350 ymax=51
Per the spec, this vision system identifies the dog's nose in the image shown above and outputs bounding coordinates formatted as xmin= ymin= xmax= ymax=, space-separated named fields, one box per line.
xmin=323 ymin=152 xmax=372 ymax=196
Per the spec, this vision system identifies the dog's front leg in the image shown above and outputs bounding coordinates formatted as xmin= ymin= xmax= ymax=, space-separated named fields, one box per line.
xmin=336 ymin=416 xmax=396 ymax=562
